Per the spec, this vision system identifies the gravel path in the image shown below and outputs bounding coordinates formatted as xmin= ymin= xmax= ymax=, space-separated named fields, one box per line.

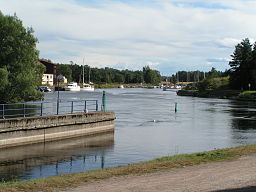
xmin=63 ymin=155 xmax=256 ymax=192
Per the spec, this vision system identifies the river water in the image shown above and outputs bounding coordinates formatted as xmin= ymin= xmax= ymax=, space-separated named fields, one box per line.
xmin=1 ymin=88 xmax=256 ymax=181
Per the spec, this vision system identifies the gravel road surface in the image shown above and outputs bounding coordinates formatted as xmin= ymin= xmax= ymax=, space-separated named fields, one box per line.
xmin=63 ymin=155 xmax=256 ymax=192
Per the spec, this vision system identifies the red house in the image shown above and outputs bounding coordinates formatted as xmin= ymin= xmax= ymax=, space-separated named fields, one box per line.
xmin=39 ymin=59 xmax=57 ymax=85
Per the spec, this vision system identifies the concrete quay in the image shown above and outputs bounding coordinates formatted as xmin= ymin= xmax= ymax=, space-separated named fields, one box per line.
xmin=0 ymin=111 xmax=115 ymax=148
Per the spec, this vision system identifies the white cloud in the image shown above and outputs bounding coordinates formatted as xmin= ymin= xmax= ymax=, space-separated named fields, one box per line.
xmin=144 ymin=61 xmax=160 ymax=67
xmin=1 ymin=0 xmax=256 ymax=73
xmin=206 ymin=62 xmax=214 ymax=65
xmin=217 ymin=38 xmax=242 ymax=48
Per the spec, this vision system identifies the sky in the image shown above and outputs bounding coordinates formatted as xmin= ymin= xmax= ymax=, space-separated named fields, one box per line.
xmin=1 ymin=0 xmax=256 ymax=75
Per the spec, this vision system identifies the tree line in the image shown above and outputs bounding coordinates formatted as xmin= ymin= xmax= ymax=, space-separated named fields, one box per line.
xmin=57 ymin=64 xmax=162 ymax=85
xmin=164 ymin=68 xmax=226 ymax=84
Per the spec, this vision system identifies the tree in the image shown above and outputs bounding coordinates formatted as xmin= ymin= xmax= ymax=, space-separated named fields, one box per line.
xmin=249 ymin=42 xmax=256 ymax=90
xmin=56 ymin=64 xmax=72 ymax=82
xmin=207 ymin=67 xmax=220 ymax=79
xmin=229 ymin=38 xmax=252 ymax=89
xmin=0 ymin=12 xmax=44 ymax=103
xmin=143 ymin=66 xmax=161 ymax=84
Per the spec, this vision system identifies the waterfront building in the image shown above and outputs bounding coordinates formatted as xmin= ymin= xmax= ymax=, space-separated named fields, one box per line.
xmin=39 ymin=59 xmax=57 ymax=85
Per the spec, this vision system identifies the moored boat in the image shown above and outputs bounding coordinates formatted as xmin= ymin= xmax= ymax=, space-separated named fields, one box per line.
xmin=80 ymin=83 xmax=94 ymax=91
xmin=64 ymin=82 xmax=80 ymax=91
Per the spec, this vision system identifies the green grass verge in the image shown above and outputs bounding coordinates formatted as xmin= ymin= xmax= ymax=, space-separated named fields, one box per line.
xmin=238 ymin=91 xmax=256 ymax=99
xmin=1 ymin=144 xmax=256 ymax=192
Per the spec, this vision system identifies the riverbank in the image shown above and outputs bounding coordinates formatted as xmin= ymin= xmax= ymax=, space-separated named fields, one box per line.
xmin=177 ymin=89 xmax=242 ymax=99
xmin=177 ymin=89 xmax=256 ymax=102
xmin=94 ymin=83 xmax=159 ymax=89
xmin=1 ymin=144 xmax=256 ymax=192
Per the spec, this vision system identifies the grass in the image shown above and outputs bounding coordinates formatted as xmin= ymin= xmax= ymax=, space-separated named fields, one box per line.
xmin=1 ymin=144 xmax=256 ymax=192
xmin=238 ymin=91 xmax=256 ymax=99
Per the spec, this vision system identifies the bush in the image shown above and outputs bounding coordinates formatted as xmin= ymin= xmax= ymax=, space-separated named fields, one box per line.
xmin=197 ymin=77 xmax=229 ymax=91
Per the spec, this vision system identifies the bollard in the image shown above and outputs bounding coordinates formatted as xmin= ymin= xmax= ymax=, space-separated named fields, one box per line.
xmin=84 ymin=100 xmax=87 ymax=112
xmin=101 ymin=91 xmax=106 ymax=111
xmin=71 ymin=101 xmax=74 ymax=114
xmin=23 ymin=103 xmax=26 ymax=117
xmin=2 ymin=104 xmax=5 ymax=119
xmin=40 ymin=102 xmax=43 ymax=116
xmin=175 ymin=102 xmax=177 ymax=113
xmin=96 ymin=100 xmax=98 ymax=111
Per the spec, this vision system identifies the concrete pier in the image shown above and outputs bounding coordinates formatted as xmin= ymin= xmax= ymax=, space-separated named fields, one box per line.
xmin=0 ymin=111 xmax=115 ymax=148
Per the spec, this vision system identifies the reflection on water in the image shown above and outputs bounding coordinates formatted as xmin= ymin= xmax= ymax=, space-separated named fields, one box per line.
xmin=226 ymin=101 xmax=256 ymax=130
xmin=1 ymin=88 xmax=256 ymax=182
xmin=0 ymin=133 xmax=114 ymax=181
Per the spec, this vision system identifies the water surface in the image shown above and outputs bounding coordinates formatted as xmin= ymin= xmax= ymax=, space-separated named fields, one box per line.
xmin=1 ymin=88 xmax=256 ymax=181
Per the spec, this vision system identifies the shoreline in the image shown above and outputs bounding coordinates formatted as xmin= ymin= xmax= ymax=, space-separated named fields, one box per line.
xmin=1 ymin=144 xmax=256 ymax=192
xmin=176 ymin=89 xmax=256 ymax=101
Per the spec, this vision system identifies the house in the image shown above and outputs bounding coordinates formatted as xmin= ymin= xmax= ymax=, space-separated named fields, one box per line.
xmin=42 ymin=74 xmax=54 ymax=86
xmin=56 ymin=74 xmax=68 ymax=84
xmin=39 ymin=59 xmax=57 ymax=86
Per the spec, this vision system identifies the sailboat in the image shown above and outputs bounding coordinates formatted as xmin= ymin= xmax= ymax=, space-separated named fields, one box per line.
xmin=80 ymin=58 xmax=94 ymax=92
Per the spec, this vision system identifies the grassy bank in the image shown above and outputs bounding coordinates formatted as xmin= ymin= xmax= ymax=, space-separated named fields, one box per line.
xmin=177 ymin=89 xmax=242 ymax=99
xmin=1 ymin=144 xmax=256 ymax=192
xmin=238 ymin=91 xmax=256 ymax=100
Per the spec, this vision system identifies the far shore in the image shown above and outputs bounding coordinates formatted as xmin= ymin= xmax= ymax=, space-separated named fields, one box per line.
xmin=177 ymin=89 xmax=256 ymax=101
xmin=1 ymin=144 xmax=256 ymax=192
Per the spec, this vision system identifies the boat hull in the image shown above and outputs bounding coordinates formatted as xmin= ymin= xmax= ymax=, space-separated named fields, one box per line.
xmin=80 ymin=87 xmax=94 ymax=91
xmin=65 ymin=87 xmax=80 ymax=91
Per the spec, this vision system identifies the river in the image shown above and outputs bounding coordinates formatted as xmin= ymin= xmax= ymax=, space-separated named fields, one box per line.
xmin=1 ymin=88 xmax=256 ymax=181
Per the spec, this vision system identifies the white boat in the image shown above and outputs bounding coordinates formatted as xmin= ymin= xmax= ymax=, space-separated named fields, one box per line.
xmin=64 ymin=82 xmax=80 ymax=91
xmin=80 ymin=58 xmax=95 ymax=92
xmin=81 ymin=83 xmax=94 ymax=91
xmin=163 ymin=85 xmax=181 ymax=91
xmin=118 ymin=85 xmax=124 ymax=88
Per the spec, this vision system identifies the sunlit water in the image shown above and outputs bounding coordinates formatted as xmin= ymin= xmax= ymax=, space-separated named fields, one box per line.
xmin=1 ymin=88 xmax=256 ymax=181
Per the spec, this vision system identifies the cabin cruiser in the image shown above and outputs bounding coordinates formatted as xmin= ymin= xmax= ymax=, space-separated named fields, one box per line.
xmin=80 ymin=83 xmax=94 ymax=91
xmin=64 ymin=82 xmax=80 ymax=91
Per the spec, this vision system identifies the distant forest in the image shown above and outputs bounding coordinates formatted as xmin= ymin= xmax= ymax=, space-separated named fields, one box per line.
xmin=167 ymin=68 xmax=227 ymax=84
xmin=57 ymin=62 xmax=227 ymax=85
xmin=56 ymin=64 xmax=162 ymax=85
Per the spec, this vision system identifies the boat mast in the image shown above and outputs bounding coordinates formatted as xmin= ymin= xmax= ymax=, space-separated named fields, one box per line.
xmin=82 ymin=57 xmax=85 ymax=85
xmin=88 ymin=66 xmax=90 ymax=84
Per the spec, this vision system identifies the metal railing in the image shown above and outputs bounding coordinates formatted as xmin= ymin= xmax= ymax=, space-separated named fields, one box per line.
xmin=0 ymin=99 xmax=99 ymax=119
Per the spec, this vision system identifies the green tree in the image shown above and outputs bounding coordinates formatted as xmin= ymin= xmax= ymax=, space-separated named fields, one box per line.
xmin=114 ymin=73 xmax=124 ymax=83
xmin=229 ymin=38 xmax=252 ymax=90
xmin=207 ymin=67 xmax=220 ymax=78
xmin=249 ymin=42 xmax=256 ymax=90
xmin=133 ymin=71 xmax=144 ymax=83
xmin=0 ymin=12 xmax=44 ymax=103
xmin=71 ymin=64 xmax=82 ymax=83
xmin=56 ymin=64 xmax=72 ymax=82
xmin=143 ymin=66 xmax=161 ymax=84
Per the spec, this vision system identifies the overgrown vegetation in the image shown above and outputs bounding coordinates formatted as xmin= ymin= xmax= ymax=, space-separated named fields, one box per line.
xmin=0 ymin=12 xmax=44 ymax=103
xmin=197 ymin=76 xmax=230 ymax=91
xmin=1 ymin=144 xmax=256 ymax=192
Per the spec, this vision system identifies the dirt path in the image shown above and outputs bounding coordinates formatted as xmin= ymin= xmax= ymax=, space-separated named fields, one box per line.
xmin=63 ymin=155 xmax=256 ymax=192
